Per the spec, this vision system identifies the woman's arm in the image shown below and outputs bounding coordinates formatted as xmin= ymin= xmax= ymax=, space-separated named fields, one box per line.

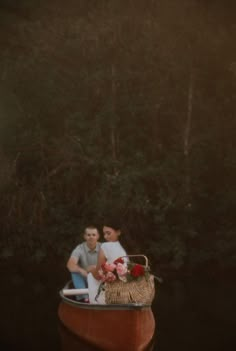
xmin=91 ymin=248 xmax=106 ymax=279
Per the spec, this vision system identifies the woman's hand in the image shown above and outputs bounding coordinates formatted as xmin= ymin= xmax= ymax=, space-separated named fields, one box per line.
xmin=89 ymin=266 xmax=101 ymax=279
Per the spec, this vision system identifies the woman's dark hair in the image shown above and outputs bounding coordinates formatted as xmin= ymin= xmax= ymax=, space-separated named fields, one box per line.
xmin=102 ymin=216 xmax=122 ymax=231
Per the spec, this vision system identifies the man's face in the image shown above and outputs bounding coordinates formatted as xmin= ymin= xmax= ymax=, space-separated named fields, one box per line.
xmin=84 ymin=228 xmax=99 ymax=244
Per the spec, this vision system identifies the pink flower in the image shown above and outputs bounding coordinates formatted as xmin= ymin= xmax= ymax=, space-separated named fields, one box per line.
xmin=103 ymin=262 xmax=116 ymax=272
xmin=105 ymin=271 xmax=117 ymax=282
xmin=116 ymin=262 xmax=128 ymax=276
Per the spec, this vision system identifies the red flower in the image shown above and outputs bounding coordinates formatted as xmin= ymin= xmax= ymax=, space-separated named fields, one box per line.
xmin=130 ymin=264 xmax=145 ymax=277
xmin=114 ymin=257 xmax=124 ymax=264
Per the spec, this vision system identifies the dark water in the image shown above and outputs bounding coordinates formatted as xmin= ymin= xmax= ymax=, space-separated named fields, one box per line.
xmin=1 ymin=260 xmax=236 ymax=351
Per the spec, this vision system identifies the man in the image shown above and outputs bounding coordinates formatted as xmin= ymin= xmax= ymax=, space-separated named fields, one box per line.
xmin=67 ymin=225 xmax=101 ymax=302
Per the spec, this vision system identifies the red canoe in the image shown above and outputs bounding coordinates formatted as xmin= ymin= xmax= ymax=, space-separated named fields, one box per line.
xmin=58 ymin=282 xmax=156 ymax=351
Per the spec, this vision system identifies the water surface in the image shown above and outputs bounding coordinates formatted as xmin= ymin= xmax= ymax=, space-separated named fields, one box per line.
xmin=1 ymin=260 xmax=235 ymax=350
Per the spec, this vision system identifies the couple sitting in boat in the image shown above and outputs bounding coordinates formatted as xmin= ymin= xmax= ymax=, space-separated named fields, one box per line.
xmin=66 ymin=219 xmax=127 ymax=304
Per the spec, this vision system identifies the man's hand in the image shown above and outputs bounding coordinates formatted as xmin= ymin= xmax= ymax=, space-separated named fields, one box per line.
xmin=80 ymin=268 xmax=88 ymax=277
xmin=86 ymin=265 xmax=96 ymax=273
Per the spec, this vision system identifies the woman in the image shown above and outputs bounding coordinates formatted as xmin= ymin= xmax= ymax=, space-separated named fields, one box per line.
xmin=87 ymin=221 xmax=127 ymax=304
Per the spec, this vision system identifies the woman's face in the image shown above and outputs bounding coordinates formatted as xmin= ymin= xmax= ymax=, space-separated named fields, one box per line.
xmin=103 ymin=226 xmax=120 ymax=242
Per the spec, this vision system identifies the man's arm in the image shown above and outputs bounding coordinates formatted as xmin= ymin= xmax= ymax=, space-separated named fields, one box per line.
xmin=66 ymin=256 xmax=88 ymax=277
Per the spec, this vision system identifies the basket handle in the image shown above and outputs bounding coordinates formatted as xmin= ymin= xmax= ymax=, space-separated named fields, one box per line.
xmin=119 ymin=255 xmax=149 ymax=268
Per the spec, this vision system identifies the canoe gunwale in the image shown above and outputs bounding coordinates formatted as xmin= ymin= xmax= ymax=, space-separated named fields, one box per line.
xmin=59 ymin=290 xmax=152 ymax=310
xmin=59 ymin=281 xmax=153 ymax=311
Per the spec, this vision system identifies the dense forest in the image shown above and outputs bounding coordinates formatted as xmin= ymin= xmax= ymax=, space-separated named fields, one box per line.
xmin=0 ymin=0 xmax=235 ymax=277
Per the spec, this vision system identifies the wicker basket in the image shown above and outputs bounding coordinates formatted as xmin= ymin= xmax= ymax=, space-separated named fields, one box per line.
xmin=105 ymin=255 xmax=155 ymax=304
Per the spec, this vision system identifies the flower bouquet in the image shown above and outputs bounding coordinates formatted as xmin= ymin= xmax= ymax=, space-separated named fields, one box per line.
xmin=96 ymin=255 xmax=155 ymax=304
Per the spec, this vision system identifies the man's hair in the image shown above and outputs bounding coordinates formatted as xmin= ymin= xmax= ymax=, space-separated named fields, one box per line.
xmin=84 ymin=225 xmax=99 ymax=232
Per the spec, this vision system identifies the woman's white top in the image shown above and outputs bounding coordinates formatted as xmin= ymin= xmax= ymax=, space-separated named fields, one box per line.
xmin=101 ymin=241 xmax=127 ymax=263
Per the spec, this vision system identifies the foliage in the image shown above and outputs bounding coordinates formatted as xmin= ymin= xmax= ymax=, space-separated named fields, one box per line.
xmin=0 ymin=0 xmax=235 ymax=276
